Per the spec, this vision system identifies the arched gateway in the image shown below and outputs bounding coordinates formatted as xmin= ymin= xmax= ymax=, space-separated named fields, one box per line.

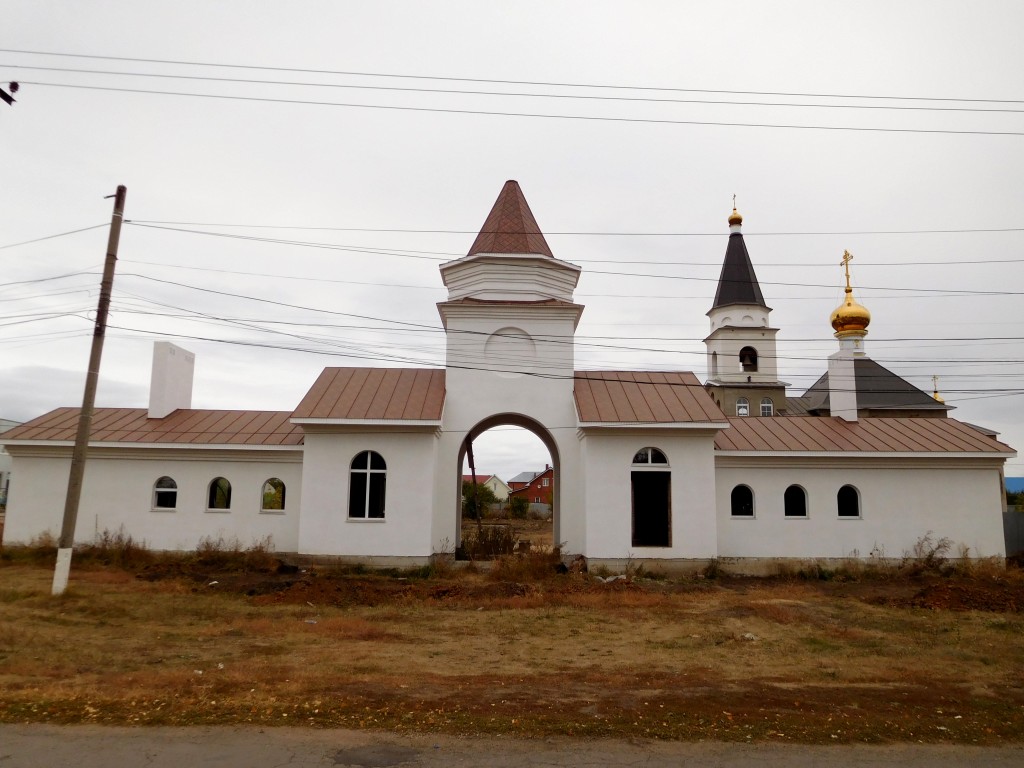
xmin=456 ymin=413 xmax=561 ymax=546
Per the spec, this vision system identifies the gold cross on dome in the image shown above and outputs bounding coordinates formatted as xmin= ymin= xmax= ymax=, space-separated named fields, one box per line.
xmin=732 ymin=194 xmax=737 ymax=210
xmin=841 ymin=250 xmax=854 ymax=291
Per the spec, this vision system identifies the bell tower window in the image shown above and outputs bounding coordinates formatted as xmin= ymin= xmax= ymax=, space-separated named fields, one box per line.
xmin=739 ymin=346 xmax=758 ymax=372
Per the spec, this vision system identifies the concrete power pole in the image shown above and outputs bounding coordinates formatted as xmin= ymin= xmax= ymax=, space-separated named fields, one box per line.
xmin=52 ymin=185 xmax=127 ymax=596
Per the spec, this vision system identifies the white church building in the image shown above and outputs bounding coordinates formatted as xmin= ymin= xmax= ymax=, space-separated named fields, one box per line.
xmin=1 ymin=181 xmax=1014 ymax=569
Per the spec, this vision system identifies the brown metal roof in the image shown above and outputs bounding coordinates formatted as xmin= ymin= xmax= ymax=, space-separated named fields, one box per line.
xmin=714 ymin=416 xmax=1013 ymax=454
xmin=2 ymin=407 xmax=303 ymax=446
xmin=574 ymin=371 xmax=727 ymax=424
xmin=292 ymin=368 xmax=446 ymax=421
xmin=467 ymin=180 xmax=555 ymax=258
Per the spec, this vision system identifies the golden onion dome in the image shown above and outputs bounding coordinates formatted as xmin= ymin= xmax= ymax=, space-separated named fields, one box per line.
xmin=830 ymin=292 xmax=871 ymax=333
xmin=830 ymin=250 xmax=871 ymax=334
xmin=728 ymin=207 xmax=743 ymax=226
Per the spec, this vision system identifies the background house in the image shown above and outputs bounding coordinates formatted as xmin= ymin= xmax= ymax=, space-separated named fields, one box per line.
xmin=461 ymin=474 xmax=511 ymax=502
xmin=507 ymin=466 xmax=553 ymax=507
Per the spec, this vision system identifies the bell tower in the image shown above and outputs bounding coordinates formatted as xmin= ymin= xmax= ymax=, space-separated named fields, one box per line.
xmin=703 ymin=203 xmax=787 ymax=416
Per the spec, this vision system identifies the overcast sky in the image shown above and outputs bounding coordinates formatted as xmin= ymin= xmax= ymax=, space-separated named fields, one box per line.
xmin=2 ymin=1 xmax=1023 ymax=482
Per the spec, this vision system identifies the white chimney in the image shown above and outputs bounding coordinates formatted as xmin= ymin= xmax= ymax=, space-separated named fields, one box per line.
xmin=148 ymin=342 xmax=195 ymax=418
xmin=827 ymin=345 xmax=858 ymax=422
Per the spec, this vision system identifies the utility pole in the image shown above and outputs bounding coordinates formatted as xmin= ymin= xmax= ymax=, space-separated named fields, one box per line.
xmin=52 ymin=185 xmax=127 ymax=596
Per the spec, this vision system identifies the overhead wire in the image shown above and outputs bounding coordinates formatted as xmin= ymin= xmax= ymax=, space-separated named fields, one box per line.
xmin=18 ymin=81 xmax=1024 ymax=138
xmin=8 ymin=62 xmax=1024 ymax=115
xmin=4 ymin=48 xmax=1022 ymax=104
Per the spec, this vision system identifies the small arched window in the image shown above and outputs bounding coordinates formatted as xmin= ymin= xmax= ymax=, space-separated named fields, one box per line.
xmin=761 ymin=398 xmax=774 ymax=417
xmin=784 ymin=485 xmax=807 ymax=517
xmin=736 ymin=397 xmax=750 ymax=417
xmin=153 ymin=476 xmax=177 ymax=510
xmin=731 ymin=485 xmax=754 ymax=517
xmin=837 ymin=485 xmax=860 ymax=518
xmin=349 ymin=450 xmax=386 ymax=519
xmin=208 ymin=477 xmax=231 ymax=510
xmin=632 ymin=447 xmax=668 ymax=465
xmin=261 ymin=478 xmax=286 ymax=512
xmin=739 ymin=346 xmax=758 ymax=372
xmin=710 ymin=351 xmax=719 ymax=377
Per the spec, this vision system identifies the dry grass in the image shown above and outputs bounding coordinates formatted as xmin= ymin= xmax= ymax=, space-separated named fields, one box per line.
xmin=0 ymin=556 xmax=1022 ymax=743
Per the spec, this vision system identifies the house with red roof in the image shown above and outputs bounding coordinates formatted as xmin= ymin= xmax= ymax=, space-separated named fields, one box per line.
xmin=507 ymin=466 xmax=553 ymax=507
xmin=1 ymin=182 xmax=1014 ymax=569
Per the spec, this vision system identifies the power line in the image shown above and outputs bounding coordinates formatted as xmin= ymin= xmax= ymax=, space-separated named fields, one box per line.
xmin=124 ymin=220 xmax=1024 ymax=238
xmin=9 ymin=62 xmax=1024 ymax=115
xmin=0 ymin=224 xmax=107 ymax=251
xmin=5 ymin=48 xmax=1022 ymax=104
xmin=116 ymin=226 xmax=1024 ymax=295
xmin=100 ymin=322 xmax=1024 ymax=398
xmin=21 ymin=81 xmax=1024 ymax=138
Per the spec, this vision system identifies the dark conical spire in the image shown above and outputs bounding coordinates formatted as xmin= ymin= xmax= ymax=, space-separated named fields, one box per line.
xmin=711 ymin=206 xmax=767 ymax=310
xmin=467 ymin=180 xmax=554 ymax=258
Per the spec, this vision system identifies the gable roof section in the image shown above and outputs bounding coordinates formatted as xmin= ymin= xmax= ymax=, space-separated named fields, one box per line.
xmin=2 ymin=407 xmax=302 ymax=446
xmin=292 ymin=368 xmax=445 ymax=421
xmin=802 ymin=357 xmax=951 ymax=413
xmin=575 ymin=371 xmax=727 ymax=424
xmin=711 ymin=232 xmax=767 ymax=310
xmin=715 ymin=416 xmax=1012 ymax=454
xmin=467 ymin=180 xmax=555 ymax=258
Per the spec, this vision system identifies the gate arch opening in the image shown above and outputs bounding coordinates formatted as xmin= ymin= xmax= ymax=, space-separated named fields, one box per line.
xmin=456 ymin=413 xmax=561 ymax=551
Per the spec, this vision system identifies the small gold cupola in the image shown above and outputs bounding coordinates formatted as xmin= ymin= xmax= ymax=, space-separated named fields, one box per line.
xmin=728 ymin=194 xmax=743 ymax=227
xmin=830 ymin=250 xmax=871 ymax=335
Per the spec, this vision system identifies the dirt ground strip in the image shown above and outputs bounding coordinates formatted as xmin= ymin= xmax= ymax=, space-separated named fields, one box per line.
xmin=1 ymin=556 xmax=1023 ymax=744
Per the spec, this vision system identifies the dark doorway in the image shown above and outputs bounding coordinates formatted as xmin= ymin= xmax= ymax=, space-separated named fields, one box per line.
xmin=631 ymin=471 xmax=671 ymax=547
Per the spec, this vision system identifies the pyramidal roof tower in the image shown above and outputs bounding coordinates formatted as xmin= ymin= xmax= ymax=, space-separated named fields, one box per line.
xmin=710 ymin=205 xmax=768 ymax=310
xmin=436 ymin=180 xmax=583 ymax=391
xmin=704 ymin=204 xmax=786 ymax=417
xmin=466 ymin=179 xmax=555 ymax=258
xmin=438 ymin=180 xmax=581 ymax=305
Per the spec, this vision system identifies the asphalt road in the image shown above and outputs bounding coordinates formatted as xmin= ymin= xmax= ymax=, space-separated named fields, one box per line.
xmin=1 ymin=725 xmax=1023 ymax=767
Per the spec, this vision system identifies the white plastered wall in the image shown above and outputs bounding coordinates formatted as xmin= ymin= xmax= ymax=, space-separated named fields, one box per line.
xmin=2 ymin=447 xmax=302 ymax=551
xmin=579 ymin=430 xmax=719 ymax=559
xmin=433 ymin=304 xmax=583 ymax=554
xmin=715 ymin=456 xmax=1007 ymax=560
xmin=297 ymin=429 xmax=438 ymax=558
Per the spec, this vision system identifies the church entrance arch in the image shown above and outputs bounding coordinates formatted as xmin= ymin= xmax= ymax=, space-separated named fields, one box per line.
xmin=455 ymin=413 xmax=561 ymax=551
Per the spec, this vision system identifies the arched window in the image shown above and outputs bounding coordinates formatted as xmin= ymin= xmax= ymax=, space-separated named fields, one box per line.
xmin=261 ymin=478 xmax=286 ymax=512
xmin=736 ymin=397 xmax=750 ymax=417
xmin=632 ymin=447 xmax=668 ymax=465
xmin=760 ymin=397 xmax=774 ymax=417
xmin=349 ymin=450 xmax=386 ymax=519
xmin=631 ymin=447 xmax=670 ymax=547
xmin=208 ymin=477 xmax=231 ymax=510
xmin=710 ymin=351 xmax=719 ymax=377
xmin=837 ymin=485 xmax=860 ymax=518
xmin=784 ymin=485 xmax=807 ymax=517
xmin=739 ymin=346 xmax=758 ymax=372
xmin=153 ymin=476 xmax=177 ymax=510
xmin=731 ymin=485 xmax=754 ymax=517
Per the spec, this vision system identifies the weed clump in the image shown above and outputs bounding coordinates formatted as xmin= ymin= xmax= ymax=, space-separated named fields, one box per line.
xmin=489 ymin=550 xmax=565 ymax=582
xmin=459 ymin=524 xmax=516 ymax=560
xmin=76 ymin=527 xmax=154 ymax=569
xmin=191 ymin=535 xmax=278 ymax=572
